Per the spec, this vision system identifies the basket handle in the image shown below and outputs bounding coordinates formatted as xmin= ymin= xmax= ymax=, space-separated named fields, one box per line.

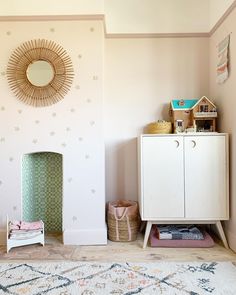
xmin=114 ymin=207 xmax=128 ymax=221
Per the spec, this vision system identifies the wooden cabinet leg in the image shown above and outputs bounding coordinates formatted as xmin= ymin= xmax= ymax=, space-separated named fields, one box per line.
xmin=143 ymin=221 xmax=152 ymax=249
xmin=216 ymin=221 xmax=229 ymax=249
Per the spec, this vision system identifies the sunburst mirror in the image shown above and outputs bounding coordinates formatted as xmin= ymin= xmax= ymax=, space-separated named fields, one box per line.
xmin=7 ymin=39 xmax=74 ymax=107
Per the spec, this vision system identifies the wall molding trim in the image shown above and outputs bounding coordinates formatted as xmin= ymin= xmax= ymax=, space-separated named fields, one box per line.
xmin=0 ymin=14 xmax=104 ymax=22
xmin=105 ymin=32 xmax=210 ymax=39
xmin=0 ymin=2 xmax=235 ymax=38
xmin=63 ymin=227 xmax=107 ymax=245
xmin=210 ymin=0 xmax=236 ymax=36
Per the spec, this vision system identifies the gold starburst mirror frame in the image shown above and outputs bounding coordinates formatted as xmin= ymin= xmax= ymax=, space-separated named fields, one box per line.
xmin=7 ymin=39 xmax=74 ymax=107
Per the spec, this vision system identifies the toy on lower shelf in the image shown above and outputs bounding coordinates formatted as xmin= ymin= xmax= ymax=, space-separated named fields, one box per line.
xmin=6 ymin=215 xmax=44 ymax=253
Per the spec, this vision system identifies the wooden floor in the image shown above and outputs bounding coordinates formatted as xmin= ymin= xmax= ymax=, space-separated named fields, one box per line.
xmin=0 ymin=233 xmax=236 ymax=262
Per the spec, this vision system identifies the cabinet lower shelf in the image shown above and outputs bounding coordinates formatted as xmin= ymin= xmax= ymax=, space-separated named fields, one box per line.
xmin=143 ymin=220 xmax=229 ymax=249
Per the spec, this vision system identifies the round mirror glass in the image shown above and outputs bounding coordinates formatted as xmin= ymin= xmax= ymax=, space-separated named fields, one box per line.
xmin=26 ymin=60 xmax=54 ymax=87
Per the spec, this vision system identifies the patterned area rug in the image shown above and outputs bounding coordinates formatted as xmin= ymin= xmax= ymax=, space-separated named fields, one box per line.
xmin=0 ymin=261 xmax=236 ymax=294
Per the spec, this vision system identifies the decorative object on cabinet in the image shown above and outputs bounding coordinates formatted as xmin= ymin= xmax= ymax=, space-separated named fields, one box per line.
xmin=169 ymin=96 xmax=217 ymax=133
xmin=147 ymin=120 xmax=172 ymax=134
xmin=6 ymin=215 xmax=44 ymax=253
xmin=138 ymin=134 xmax=229 ymax=248
xmin=107 ymin=200 xmax=141 ymax=242
xmin=7 ymin=39 xmax=74 ymax=107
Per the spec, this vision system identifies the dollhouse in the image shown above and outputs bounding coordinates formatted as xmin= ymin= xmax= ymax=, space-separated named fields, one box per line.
xmin=169 ymin=96 xmax=217 ymax=133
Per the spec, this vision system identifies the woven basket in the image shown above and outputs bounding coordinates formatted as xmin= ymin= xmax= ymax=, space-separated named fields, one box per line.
xmin=107 ymin=200 xmax=141 ymax=242
xmin=147 ymin=121 xmax=172 ymax=134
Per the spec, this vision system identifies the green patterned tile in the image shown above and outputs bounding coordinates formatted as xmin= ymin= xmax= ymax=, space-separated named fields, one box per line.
xmin=22 ymin=152 xmax=62 ymax=232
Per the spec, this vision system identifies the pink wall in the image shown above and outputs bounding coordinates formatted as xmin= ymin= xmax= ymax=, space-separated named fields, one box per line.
xmin=104 ymin=37 xmax=209 ymax=201
xmin=209 ymin=8 xmax=236 ymax=251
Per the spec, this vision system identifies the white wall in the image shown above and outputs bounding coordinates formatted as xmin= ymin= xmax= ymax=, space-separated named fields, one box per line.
xmin=209 ymin=8 xmax=236 ymax=251
xmin=209 ymin=0 xmax=235 ymax=30
xmin=0 ymin=0 xmax=104 ymax=16
xmin=0 ymin=20 xmax=106 ymax=245
xmin=104 ymin=37 xmax=209 ymax=201
xmin=105 ymin=0 xmax=209 ymax=34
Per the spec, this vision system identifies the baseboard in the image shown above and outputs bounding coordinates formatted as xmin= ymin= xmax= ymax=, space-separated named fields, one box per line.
xmin=63 ymin=227 xmax=107 ymax=245
xmin=0 ymin=229 xmax=6 ymax=245
xmin=226 ymin=229 xmax=236 ymax=252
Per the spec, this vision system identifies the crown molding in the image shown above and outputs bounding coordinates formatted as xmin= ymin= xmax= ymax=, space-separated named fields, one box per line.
xmin=105 ymin=32 xmax=209 ymax=39
xmin=0 ymin=14 xmax=104 ymax=21
xmin=210 ymin=0 xmax=236 ymax=36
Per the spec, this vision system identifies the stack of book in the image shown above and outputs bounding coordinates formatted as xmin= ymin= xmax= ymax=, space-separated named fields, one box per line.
xmin=150 ymin=225 xmax=214 ymax=247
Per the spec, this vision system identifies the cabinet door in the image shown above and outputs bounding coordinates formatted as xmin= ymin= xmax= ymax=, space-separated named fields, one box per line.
xmin=142 ymin=136 xmax=184 ymax=219
xmin=184 ymin=135 xmax=228 ymax=219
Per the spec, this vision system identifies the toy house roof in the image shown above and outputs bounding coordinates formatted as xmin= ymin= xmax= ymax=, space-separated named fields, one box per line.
xmin=171 ymin=99 xmax=198 ymax=110
xmin=171 ymin=96 xmax=216 ymax=111
xmin=193 ymin=96 xmax=216 ymax=109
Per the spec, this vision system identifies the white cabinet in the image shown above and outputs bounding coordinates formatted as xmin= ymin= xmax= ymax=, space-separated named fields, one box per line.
xmin=138 ymin=134 xmax=229 ymax=248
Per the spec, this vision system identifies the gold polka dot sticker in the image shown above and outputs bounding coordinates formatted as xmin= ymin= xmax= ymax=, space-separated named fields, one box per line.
xmin=18 ymin=109 xmax=22 ymax=114
xmin=75 ymin=85 xmax=80 ymax=90
xmin=68 ymin=177 xmax=72 ymax=183
xmin=66 ymin=127 xmax=71 ymax=132
xmin=35 ymin=120 xmax=40 ymax=124
xmin=90 ymin=27 xmax=94 ymax=32
xmin=50 ymin=28 xmax=55 ymax=32
xmin=70 ymin=108 xmax=75 ymax=113
xmin=50 ymin=131 xmax=55 ymax=136
xmin=90 ymin=120 xmax=95 ymax=126
xmin=0 ymin=137 xmax=5 ymax=142
xmin=93 ymin=75 xmax=98 ymax=80
xmin=6 ymin=31 xmax=11 ymax=36
xmin=9 ymin=157 xmax=14 ymax=162
xmin=78 ymin=54 xmax=82 ymax=59
xmin=61 ymin=142 xmax=67 ymax=147
xmin=13 ymin=206 xmax=17 ymax=211
xmin=86 ymin=99 xmax=91 ymax=103
xmin=1 ymin=106 xmax=5 ymax=111
xmin=72 ymin=216 xmax=77 ymax=222
xmin=14 ymin=126 xmax=20 ymax=131
xmin=32 ymin=139 xmax=38 ymax=144
xmin=85 ymin=154 xmax=90 ymax=159
xmin=91 ymin=189 xmax=96 ymax=194
xmin=78 ymin=137 xmax=83 ymax=142
xmin=52 ymin=112 xmax=57 ymax=117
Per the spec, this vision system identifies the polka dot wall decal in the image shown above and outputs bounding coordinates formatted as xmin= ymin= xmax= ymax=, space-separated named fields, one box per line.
xmin=91 ymin=189 xmax=96 ymax=194
xmin=14 ymin=126 xmax=20 ymax=131
xmin=61 ymin=142 xmax=67 ymax=147
xmin=18 ymin=109 xmax=22 ymax=114
xmin=78 ymin=54 xmax=82 ymax=59
xmin=1 ymin=72 xmax=5 ymax=76
xmin=68 ymin=177 xmax=72 ymax=183
xmin=86 ymin=99 xmax=91 ymax=103
xmin=90 ymin=120 xmax=95 ymax=126
xmin=72 ymin=216 xmax=77 ymax=222
xmin=1 ymin=106 xmax=5 ymax=111
xmin=50 ymin=28 xmax=55 ymax=32
xmin=66 ymin=127 xmax=71 ymax=132
xmin=35 ymin=120 xmax=40 ymax=124
xmin=85 ymin=154 xmax=90 ymax=159
xmin=50 ymin=131 xmax=55 ymax=136
xmin=52 ymin=112 xmax=57 ymax=117
xmin=9 ymin=157 xmax=14 ymax=162
xmin=0 ymin=137 xmax=5 ymax=142
xmin=32 ymin=139 xmax=38 ymax=144
xmin=75 ymin=85 xmax=80 ymax=90
xmin=78 ymin=137 xmax=83 ymax=142
xmin=6 ymin=31 xmax=11 ymax=36
xmin=90 ymin=27 xmax=94 ymax=32
xmin=13 ymin=206 xmax=17 ymax=211
xmin=93 ymin=75 xmax=98 ymax=80
xmin=70 ymin=108 xmax=75 ymax=113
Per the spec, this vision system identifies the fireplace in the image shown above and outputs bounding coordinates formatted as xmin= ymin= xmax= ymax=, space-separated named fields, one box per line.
xmin=22 ymin=152 xmax=63 ymax=233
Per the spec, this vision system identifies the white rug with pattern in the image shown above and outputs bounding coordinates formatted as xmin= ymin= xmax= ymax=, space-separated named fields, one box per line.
xmin=0 ymin=261 xmax=236 ymax=294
